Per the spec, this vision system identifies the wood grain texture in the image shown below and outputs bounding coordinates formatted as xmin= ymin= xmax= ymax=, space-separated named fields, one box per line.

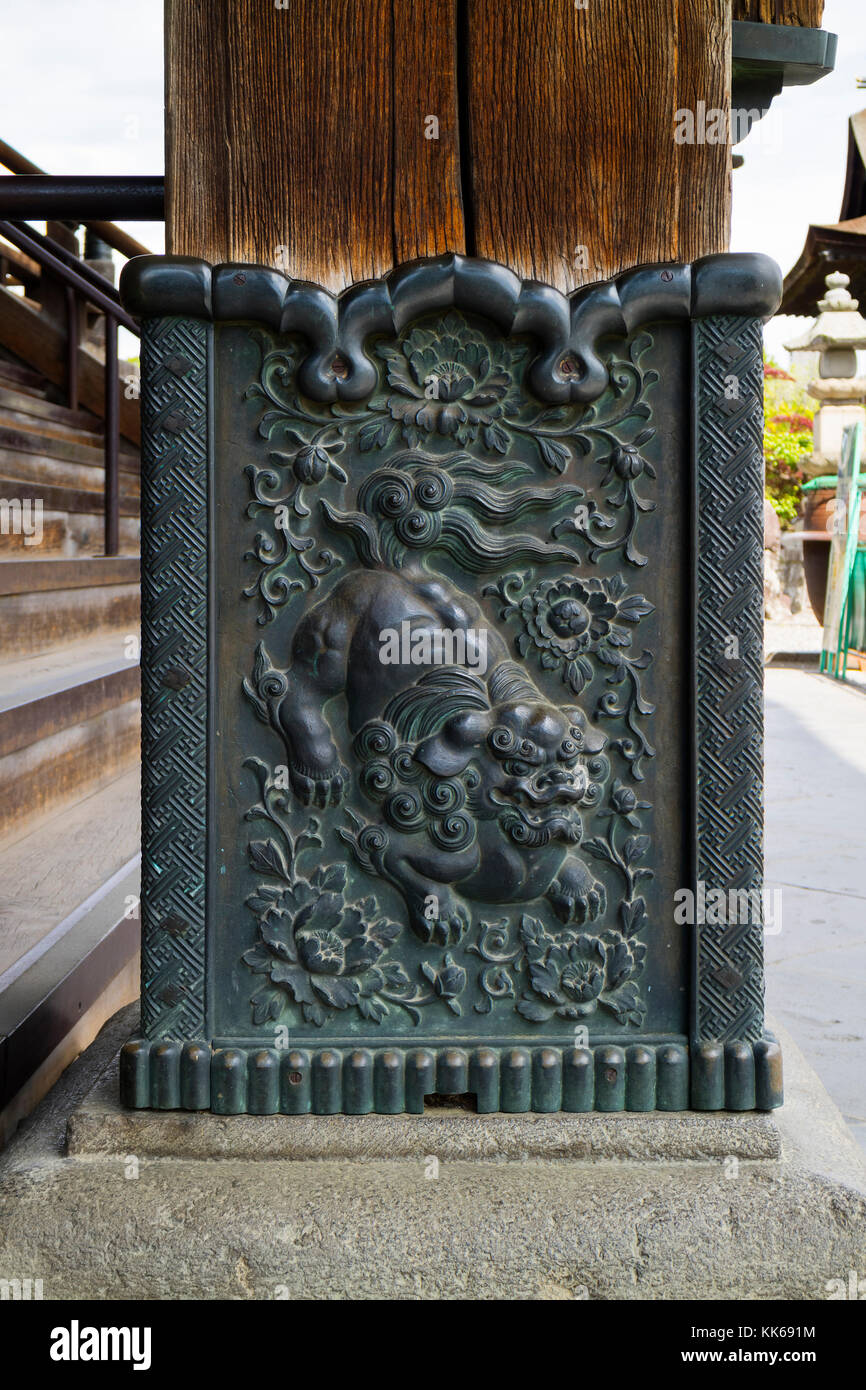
xmin=167 ymin=0 xmax=731 ymax=291
xmin=732 ymin=1 xmax=824 ymax=24
xmin=393 ymin=1 xmax=465 ymax=262
xmin=466 ymin=0 xmax=729 ymax=290
xmin=167 ymin=0 xmax=462 ymax=289
xmin=677 ymin=0 xmax=731 ymax=266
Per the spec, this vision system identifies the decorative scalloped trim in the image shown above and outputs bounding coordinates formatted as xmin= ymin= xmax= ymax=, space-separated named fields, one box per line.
xmin=120 ymin=251 xmax=782 ymax=405
xmin=119 ymin=1036 xmax=782 ymax=1114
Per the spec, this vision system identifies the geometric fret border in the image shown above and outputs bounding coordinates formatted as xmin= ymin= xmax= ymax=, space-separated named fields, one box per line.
xmin=692 ymin=314 xmax=781 ymax=1107
xmin=121 ymin=253 xmax=783 ymax=1112
xmin=694 ymin=316 xmax=767 ymax=1040
xmin=139 ymin=317 xmax=210 ymax=1039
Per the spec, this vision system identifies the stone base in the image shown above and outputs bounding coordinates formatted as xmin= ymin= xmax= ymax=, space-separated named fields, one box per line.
xmin=0 ymin=1007 xmax=864 ymax=1300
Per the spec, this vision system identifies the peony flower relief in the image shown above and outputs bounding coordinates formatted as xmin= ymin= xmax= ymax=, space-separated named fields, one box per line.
xmin=510 ymin=573 xmax=654 ymax=694
xmin=516 ymin=914 xmax=646 ymax=1027
xmin=243 ymin=860 xmax=410 ymax=1026
xmin=374 ymin=311 xmax=525 ymax=450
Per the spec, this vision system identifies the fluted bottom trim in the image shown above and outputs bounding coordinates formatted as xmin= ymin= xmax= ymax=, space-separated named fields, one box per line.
xmin=119 ymin=1037 xmax=782 ymax=1115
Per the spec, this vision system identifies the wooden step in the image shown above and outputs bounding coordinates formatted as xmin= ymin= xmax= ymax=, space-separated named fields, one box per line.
xmin=0 ymin=512 xmax=69 ymax=557
xmin=0 ymin=285 xmax=140 ymax=446
xmin=0 ymin=634 xmax=141 ymax=756
xmin=0 ymin=445 xmax=141 ymax=498
xmin=0 ymin=637 xmax=140 ymax=841
xmin=0 ymin=693 xmax=140 ymax=844
xmin=0 ymin=475 xmax=140 ymax=518
xmin=0 ymin=766 xmax=139 ymax=981
xmin=0 ymin=511 xmax=139 ymax=559
xmin=0 ymin=576 xmax=140 ymax=655
xmin=0 ymin=555 xmax=139 ymax=596
xmin=0 ymin=384 xmax=101 ymax=434
xmin=0 ymin=421 xmax=139 ymax=471
xmin=0 ymin=357 xmax=48 ymax=394
xmin=0 ymin=406 xmax=108 ymax=451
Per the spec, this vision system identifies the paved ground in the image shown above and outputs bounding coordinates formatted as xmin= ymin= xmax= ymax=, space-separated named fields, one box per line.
xmin=765 ymin=665 xmax=866 ymax=1155
xmin=765 ymin=610 xmax=866 ymax=691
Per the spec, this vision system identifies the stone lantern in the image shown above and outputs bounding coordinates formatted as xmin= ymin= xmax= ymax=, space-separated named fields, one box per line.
xmin=784 ymin=271 xmax=866 ymax=477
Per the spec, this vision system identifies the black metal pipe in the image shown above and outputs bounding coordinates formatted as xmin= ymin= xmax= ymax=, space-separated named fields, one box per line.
xmin=104 ymin=316 xmax=120 ymax=557
xmin=0 ymin=221 xmax=139 ymax=332
xmin=0 ymin=176 xmax=164 ymax=220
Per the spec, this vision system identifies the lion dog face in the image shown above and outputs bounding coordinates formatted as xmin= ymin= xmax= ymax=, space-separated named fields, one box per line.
xmin=414 ymin=699 xmax=607 ymax=849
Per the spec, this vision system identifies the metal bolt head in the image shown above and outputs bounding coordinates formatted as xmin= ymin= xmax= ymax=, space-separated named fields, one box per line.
xmin=162 ymin=665 xmax=191 ymax=691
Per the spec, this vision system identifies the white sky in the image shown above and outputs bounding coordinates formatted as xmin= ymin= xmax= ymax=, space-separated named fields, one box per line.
xmin=1 ymin=0 xmax=864 ymax=364
xmin=1 ymin=0 xmax=165 ymax=255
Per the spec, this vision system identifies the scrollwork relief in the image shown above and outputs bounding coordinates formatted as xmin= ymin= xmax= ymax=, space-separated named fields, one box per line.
xmin=242 ymin=317 xmax=660 ymax=624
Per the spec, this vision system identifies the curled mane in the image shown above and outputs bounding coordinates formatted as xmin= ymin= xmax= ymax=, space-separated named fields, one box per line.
xmin=487 ymin=662 xmax=542 ymax=704
xmin=383 ymin=668 xmax=489 ymax=742
xmin=321 ymin=456 xmax=577 ymax=572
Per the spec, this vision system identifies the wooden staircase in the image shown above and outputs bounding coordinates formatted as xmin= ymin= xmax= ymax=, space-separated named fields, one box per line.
xmin=0 ymin=340 xmax=141 ymax=1142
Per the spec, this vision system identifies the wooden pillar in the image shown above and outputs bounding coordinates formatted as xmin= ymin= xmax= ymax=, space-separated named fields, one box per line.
xmin=166 ymin=0 xmax=730 ymax=290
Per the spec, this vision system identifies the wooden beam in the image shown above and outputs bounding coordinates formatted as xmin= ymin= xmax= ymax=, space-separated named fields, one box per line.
xmin=166 ymin=0 xmax=730 ymax=290
xmin=393 ymin=2 xmax=465 ymax=263
xmin=168 ymin=0 xmax=412 ymax=290
xmin=465 ymin=0 xmax=729 ymax=290
xmin=677 ymin=0 xmax=731 ymax=266
xmin=732 ymin=1 xmax=825 ymax=24
xmin=0 ymin=556 xmax=140 ymax=597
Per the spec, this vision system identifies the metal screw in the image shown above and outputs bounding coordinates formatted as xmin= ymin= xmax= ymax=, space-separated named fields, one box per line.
xmin=288 ymin=1071 xmax=303 ymax=1085
xmin=660 ymin=270 xmax=674 ymax=283
xmin=234 ymin=272 xmax=246 ymax=285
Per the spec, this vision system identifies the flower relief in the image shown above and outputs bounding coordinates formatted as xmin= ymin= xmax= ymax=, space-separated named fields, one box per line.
xmin=375 ymin=311 xmax=526 ymax=450
xmin=516 ymin=916 xmax=646 ymax=1027
xmin=241 ymin=763 xmax=439 ymax=1026
xmin=485 ymin=570 xmax=657 ymax=780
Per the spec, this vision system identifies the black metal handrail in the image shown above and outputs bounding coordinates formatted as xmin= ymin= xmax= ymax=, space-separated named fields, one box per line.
xmin=0 ymin=218 xmax=140 ymax=556
xmin=0 ymin=176 xmax=164 ymax=222
xmin=6 ymin=219 xmax=140 ymax=318
xmin=0 ymin=139 xmax=155 ymax=259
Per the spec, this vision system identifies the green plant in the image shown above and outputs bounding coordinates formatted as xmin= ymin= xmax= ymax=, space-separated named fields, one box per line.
xmin=763 ymin=360 xmax=812 ymax=529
